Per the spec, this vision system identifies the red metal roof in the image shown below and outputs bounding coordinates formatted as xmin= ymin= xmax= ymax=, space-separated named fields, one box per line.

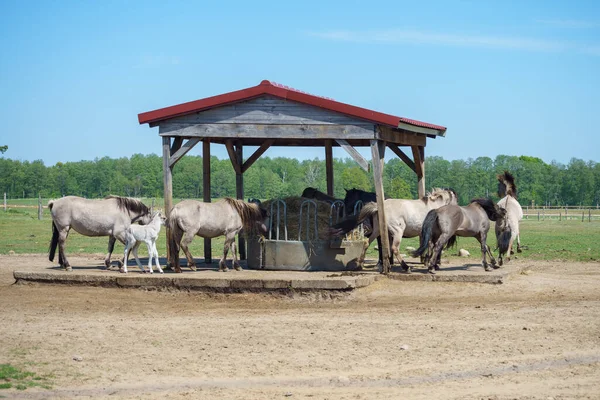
xmin=138 ymin=80 xmax=446 ymax=133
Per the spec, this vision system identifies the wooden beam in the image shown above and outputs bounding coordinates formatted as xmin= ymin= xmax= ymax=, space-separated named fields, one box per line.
xmin=203 ymin=140 xmax=212 ymax=263
xmin=377 ymin=126 xmax=426 ymax=146
xmin=170 ymin=137 xmax=183 ymax=155
xmin=397 ymin=121 xmax=445 ymax=137
xmin=325 ymin=140 xmax=334 ymax=196
xmin=168 ymin=138 xmax=201 ymax=168
xmin=225 ymin=140 xmax=242 ymax=174
xmin=162 ymin=137 xmax=174 ymax=268
xmin=387 ymin=144 xmax=416 ymax=172
xmin=235 ymin=143 xmax=246 ymax=261
xmin=241 ymin=139 xmax=274 ymax=173
xmin=412 ymin=145 xmax=425 ymax=199
xmin=159 ymin=123 xmax=376 ymax=140
xmin=336 ymin=139 xmax=369 ymax=172
xmin=370 ymin=138 xmax=391 ymax=274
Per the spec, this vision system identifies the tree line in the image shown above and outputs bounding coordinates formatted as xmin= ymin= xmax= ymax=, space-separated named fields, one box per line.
xmin=1 ymin=153 xmax=599 ymax=207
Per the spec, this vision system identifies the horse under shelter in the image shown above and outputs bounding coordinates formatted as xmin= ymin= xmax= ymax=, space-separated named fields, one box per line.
xmin=138 ymin=80 xmax=447 ymax=273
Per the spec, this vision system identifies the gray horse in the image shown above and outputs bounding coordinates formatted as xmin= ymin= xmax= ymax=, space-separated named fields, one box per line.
xmin=496 ymin=171 xmax=523 ymax=265
xmin=413 ymin=198 xmax=509 ymax=274
xmin=48 ymin=195 xmax=152 ymax=271
xmin=331 ymin=188 xmax=458 ymax=271
xmin=167 ymin=198 xmax=268 ymax=272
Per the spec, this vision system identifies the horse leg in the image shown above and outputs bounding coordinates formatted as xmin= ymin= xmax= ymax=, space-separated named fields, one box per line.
xmin=477 ymin=233 xmax=496 ymax=271
xmin=220 ymin=236 xmax=234 ymax=272
xmin=151 ymin=241 xmax=163 ymax=274
xmin=122 ymin=240 xmax=132 ymax=274
xmin=105 ymin=236 xmax=117 ymax=269
xmin=516 ymin=231 xmax=522 ymax=253
xmin=58 ymin=228 xmax=71 ymax=271
xmin=231 ymin=239 xmax=242 ymax=271
xmin=427 ymin=234 xmax=449 ymax=274
xmin=180 ymin=232 xmax=197 ymax=271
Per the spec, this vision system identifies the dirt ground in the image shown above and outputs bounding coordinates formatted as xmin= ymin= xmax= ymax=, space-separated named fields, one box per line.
xmin=1 ymin=254 xmax=599 ymax=400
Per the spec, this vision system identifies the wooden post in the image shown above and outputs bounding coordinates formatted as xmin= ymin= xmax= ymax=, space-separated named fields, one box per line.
xmin=589 ymin=209 xmax=591 ymax=222
xmin=162 ymin=137 xmax=174 ymax=267
xmin=3 ymin=193 xmax=6 ymax=211
xmin=371 ymin=139 xmax=390 ymax=274
xmin=235 ymin=142 xmax=246 ymax=261
xmin=412 ymin=146 xmax=425 ymax=199
xmin=325 ymin=140 xmax=334 ymax=197
xmin=203 ymin=139 xmax=212 ymax=263
xmin=151 ymin=198 xmax=155 ymax=213
xmin=38 ymin=194 xmax=42 ymax=220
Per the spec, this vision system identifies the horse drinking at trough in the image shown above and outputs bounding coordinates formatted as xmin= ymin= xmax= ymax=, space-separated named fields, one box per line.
xmin=48 ymin=195 xmax=152 ymax=271
xmin=167 ymin=198 xmax=268 ymax=272
xmin=496 ymin=171 xmax=523 ymax=265
xmin=122 ymin=211 xmax=166 ymax=274
xmin=412 ymin=198 xmax=510 ymax=274
xmin=332 ymin=188 xmax=458 ymax=271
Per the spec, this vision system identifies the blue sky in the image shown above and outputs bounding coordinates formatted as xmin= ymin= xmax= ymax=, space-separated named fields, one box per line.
xmin=1 ymin=0 xmax=599 ymax=166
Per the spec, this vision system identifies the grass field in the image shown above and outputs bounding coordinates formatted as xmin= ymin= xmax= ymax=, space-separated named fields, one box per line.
xmin=1 ymin=205 xmax=598 ymax=263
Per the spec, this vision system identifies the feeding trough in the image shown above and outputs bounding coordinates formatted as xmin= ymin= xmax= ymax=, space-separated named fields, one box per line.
xmin=247 ymin=198 xmax=366 ymax=271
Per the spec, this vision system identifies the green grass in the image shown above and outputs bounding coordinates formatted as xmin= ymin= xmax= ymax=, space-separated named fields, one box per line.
xmin=0 ymin=364 xmax=52 ymax=390
xmin=364 ymin=219 xmax=600 ymax=262
xmin=1 ymin=206 xmax=598 ymax=262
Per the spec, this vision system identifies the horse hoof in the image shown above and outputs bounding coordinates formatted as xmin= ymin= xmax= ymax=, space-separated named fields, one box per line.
xmin=234 ymin=266 xmax=242 ymax=271
xmin=64 ymin=266 xmax=72 ymax=272
xmin=428 ymin=268 xmax=436 ymax=275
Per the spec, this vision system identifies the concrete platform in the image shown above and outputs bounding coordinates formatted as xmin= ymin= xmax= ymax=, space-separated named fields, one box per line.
xmin=9 ymin=255 xmax=529 ymax=291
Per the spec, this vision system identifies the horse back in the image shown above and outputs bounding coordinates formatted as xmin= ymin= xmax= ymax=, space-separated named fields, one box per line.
xmin=50 ymin=196 xmax=133 ymax=235
xmin=171 ymin=199 xmax=243 ymax=238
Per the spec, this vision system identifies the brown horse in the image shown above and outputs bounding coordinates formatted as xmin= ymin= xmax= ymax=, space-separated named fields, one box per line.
xmin=412 ymin=198 xmax=509 ymax=274
xmin=167 ymin=198 xmax=268 ymax=272
xmin=48 ymin=195 xmax=152 ymax=271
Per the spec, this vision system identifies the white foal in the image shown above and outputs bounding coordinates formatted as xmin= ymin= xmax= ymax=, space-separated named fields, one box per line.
xmin=122 ymin=211 xmax=166 ymax=274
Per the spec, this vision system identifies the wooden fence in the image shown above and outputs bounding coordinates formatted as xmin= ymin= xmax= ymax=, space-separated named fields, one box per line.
xmin=523 ymin=206 xmax=600 ymax=222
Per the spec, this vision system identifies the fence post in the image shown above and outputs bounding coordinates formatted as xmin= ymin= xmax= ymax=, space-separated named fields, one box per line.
xmin=3 ymin=193 xmax=6 ymax=212
xmin=582 ymin=212 xmax=584 ymax=222
xmin=589 ymin=209 xmax=592 ymax=222
xmin=537 ymin=211 xmax=540 ymax=221
xmin=38 ymin=194 xmax=42 ymax=220
xmin=559 ymin=212 xmax=561 ymax=221
xmin=151 ymin=198 xmax=155 ymax=213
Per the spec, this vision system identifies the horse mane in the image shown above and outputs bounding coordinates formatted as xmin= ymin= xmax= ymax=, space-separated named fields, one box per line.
xmin=224 ymin=197 xmax=265 ymax=232
xmin=470 ymin=198 xmax=505 ymax=221
xmin=497 ymin=171 xmax=518 ymax=199
xmin=105 ymin=195 xmax=149 ymax=215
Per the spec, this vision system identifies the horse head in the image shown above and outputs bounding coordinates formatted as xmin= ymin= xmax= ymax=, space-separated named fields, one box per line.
xmin=426 ymin=188 xmax=458 ymax=206
xmin=497 ymin=171 xmax=517 ymax=199
xmin=344 ymin=188 xmax=375 ymax=214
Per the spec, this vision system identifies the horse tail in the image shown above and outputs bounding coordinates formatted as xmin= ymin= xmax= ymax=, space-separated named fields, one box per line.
xmin=223 ymin=197 xmax=263 ymax=233
xmin=497 ymin=227 xmax=512 ymax=256
xmin=329 ymin=201 xmax=377 ymax=237
xmin=48 ymin=221 xmax=59 ymax=262
xmin=413 ymin=209 xmax=438 ymax=257
xmin=471 ymin=198 xmax=505 ymax=221
xmin=166 ymin=211 xmax=183 ymax=270
xmin=445 ymin=234 xmax=457 ymax=250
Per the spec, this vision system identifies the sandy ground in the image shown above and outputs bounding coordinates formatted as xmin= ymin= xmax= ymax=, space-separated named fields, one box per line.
xmin=0 ymin=254 xmax=599 ymax=399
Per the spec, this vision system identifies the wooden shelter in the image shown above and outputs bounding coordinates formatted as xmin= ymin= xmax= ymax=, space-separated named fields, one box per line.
xmin=138 ymin=80 xmax=446 ymax=273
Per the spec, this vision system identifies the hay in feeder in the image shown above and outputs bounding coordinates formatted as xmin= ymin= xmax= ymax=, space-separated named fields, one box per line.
xmin=263 ymin=196 xmax=341 ymax=241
